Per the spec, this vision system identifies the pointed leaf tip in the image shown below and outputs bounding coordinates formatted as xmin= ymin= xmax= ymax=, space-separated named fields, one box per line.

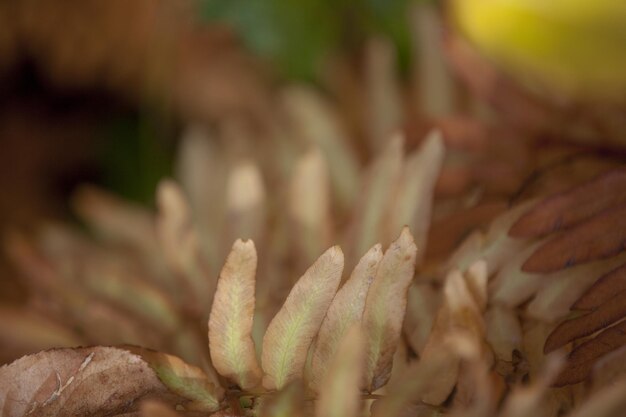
xmin=209 ymin=238 xmax=262 ymax=390
xmin=262 ymin=246 xmax=344 ymax=390
xmin=362 ymin=228 xmax=417 ymax=391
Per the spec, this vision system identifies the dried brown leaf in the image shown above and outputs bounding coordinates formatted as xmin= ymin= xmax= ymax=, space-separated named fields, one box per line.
xmin=208 ymin=239 xmax=262 ymax=390
xmin=310 ymin=244 xmax=382 ymax=391
xmin=362 ymin=227 xmax=417 ymax=392
xmin=261 ymin=246 xmax=344 ymax=390
xmin=315 ymin=326 xmax=364 ymax=417
xmin=522 ymin=204 xmax=626 ymax=273
xmin=510 ymin=168 xmax=626 ymax=238
xmin=575 ymin=263 xmax=626 ymax=310
xmin=0 ymin=347 xmax=189 ymax=416
xmin=526 ymin=253 xmax=626 ymax=321
xmin=545 ymin=292 xmax=626 ymax=353
xmin=554 ymin=320 xmax=626 ymax=386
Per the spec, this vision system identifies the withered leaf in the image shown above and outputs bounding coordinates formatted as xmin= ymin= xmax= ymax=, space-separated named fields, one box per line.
xmin=208 ymin=239 xmax=262 ymax=390
xmin=261 ymin=246 xmax=344 ymax=390
xmin=510 ymin=168 xmax=626 ymax=238
xmin=362 ymin=227 xmax=417 ymax=392
xmin=554 ymin=320 xmax=626 ymax=386
xmin=0 ymin=347 xmax=190 ymax=416
xmin=315 ymin=326 xmax=364 ymax=417
xmin=522 ymin=204 xmax=626 ymax=273
xmin=574 ymin=263 xmax=626 ymax=310
xmin=309 ymin=244 xmax=382 ymax=391
xmin=544 ymin=290 xmax=626 ymax=353
xmin=525 ymin=253 xmax=626 ymax=322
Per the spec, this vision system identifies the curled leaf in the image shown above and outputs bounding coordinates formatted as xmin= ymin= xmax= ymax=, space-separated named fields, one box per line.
xmin=208 ymin=239 xmax=262 ymax=390
xmin=261 ymin=246 xmax=344 ymax=390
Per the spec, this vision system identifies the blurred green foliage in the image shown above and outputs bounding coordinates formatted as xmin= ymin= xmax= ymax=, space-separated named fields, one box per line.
xmin=97 ymin=112 xmax=173 ymax=206
xmin=199 ymin=0 xmax=415 ymax=80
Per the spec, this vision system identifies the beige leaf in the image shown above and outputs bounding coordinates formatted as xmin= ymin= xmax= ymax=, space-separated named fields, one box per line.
xmin=315 ymin=326 xmax=364 ymax=417
xmin=370 ymin=347 xmax=452 ymax=417
xmin=405 ymin=283 xmax=441 ymax=355
xmin=351 ymin=135 xmax=404 ymax=260
xmin=389 ymin=130 xmax=445 ymax=261
xmin=0 ymin=347 xmax=191 ymax=416
xmin=362 ymin=227 xmax=417 ymax=391
xmin=208 ymin=239 xmax=262 ymax=390
xmin=224 ymin=160 xmax=266 ymax=246
xmin=365 ymin=37 xmax=403 ymax=152
xmin=72 ymin=186 xmax=159 ymax=259
xmin=258 ymin=382 xmax=306 ymax=417
xmin=420 ymin=262 xmax=487 ymax=405
xmin=310 ymin=244 xmax=382 ymax=391
xmin=289 ymin=148 xmax=333 ymax=263
xmin=156 ymin=179 xmax=211 ymax=307
xmin=261 ymin=246 xmax=344 ymax=390
xmin=280 ymin=86 xmax=359 ymax=211
xmin=486 ymin=306 xmax=522 ymax=364
xmin=140 ymin=400 xmax=182 ymax=417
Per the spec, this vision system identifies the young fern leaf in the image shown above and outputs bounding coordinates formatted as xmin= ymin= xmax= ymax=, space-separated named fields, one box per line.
xmin=362 ymin=227 xmax=417 ymax=391
xmin=310 ymin=244 xmax=382 ymax=391
xmin=315 ymin=326 xmax=364 ymax=417
xmin=261 ymin=246 xmax=344 ymax=390
xmin=208 ymin=239 xmax=262 ymax=390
